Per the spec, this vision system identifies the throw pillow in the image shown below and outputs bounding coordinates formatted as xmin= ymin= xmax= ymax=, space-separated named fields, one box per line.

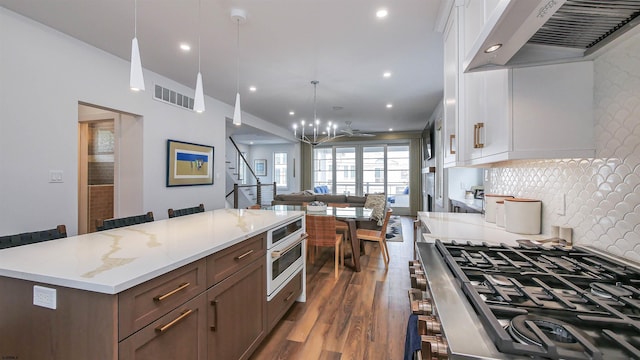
xmin=364 ymin=194 xmax=386 ymax=226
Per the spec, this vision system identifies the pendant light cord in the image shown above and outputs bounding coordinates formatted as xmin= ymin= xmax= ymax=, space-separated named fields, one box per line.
xmin=236 ymin=18 xmax=240 ymax=94
xmin=134 ymin=0 xmax=137 ymax=38
xmin=198 ymin=0 xmax=201 ymax=72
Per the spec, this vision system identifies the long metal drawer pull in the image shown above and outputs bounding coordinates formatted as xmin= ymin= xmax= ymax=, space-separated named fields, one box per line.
xmin=271 ymin=240 xmax=302 ymax=259
xmin=235 ymin=249 xmax=254 ymax=260
xmin=476 ymin=122 xmax=484 ymax=148
xmin=449 ymin=134 xmax=456 ymax=154
xmin=210 ymin=300 xmax=218 ymax=332
xmin=154 ymin=282 xmax=191 ymax=302
xmin=284 ymin=291 xmax=295 ymax=302
xmin=473 ymin=123 xmax=478 ymax=148
xmin=155 ymin=309 xmax=193 ymax=333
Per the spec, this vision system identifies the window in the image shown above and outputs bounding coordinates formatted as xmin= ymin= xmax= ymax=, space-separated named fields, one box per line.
xmin=313 ymin=148 xmax=333 ymax=191
xmin=312 ymin=143 xmax=410 ymax=209
xmin=274 ymin=152 xmax=287 ymax=188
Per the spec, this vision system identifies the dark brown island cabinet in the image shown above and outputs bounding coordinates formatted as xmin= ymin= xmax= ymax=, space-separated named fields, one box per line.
xmin=0 ymin=231 xmax=302 ymax=360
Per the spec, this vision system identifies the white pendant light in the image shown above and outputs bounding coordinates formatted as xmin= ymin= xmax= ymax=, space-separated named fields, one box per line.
xmin=130 ymin=0 xmax=145 ymax=91
xmin=231 ymin=9 xmax=246 ymax=126
xmin=193 ymin=0 xmax=205 ymax=113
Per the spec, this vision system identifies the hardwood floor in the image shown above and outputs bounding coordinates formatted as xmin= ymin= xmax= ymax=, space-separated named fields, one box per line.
xmin=252 ymin=216 xmax=415 ymax=360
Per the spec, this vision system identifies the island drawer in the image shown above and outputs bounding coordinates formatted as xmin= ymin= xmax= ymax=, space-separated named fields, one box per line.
xmin=118 ymin=259 xmax=207 ymax=340
xmin=267 ymin=270 xmax=302 ymax=332
xmin=207 ymin=232 xmax=266 ymax=286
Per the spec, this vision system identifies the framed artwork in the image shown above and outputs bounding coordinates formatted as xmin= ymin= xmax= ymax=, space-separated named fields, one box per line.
xmin=166 ymin=139 xmax=214 ymax=186
xmin=254 ymin=159 xmax=267 ymax=176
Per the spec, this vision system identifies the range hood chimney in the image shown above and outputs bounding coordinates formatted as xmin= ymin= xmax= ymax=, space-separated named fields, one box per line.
xmin=464 ymin=0 xmax=640 ymax=72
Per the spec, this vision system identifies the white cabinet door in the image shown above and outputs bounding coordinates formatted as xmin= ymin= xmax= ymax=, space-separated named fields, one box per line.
xmin=463 ymin=71 xmax=485 ymax=161
xmin=481 ymin=69 xmax=511 ymax=159
xmin=443 ymin=6 xmax=459 ymax=167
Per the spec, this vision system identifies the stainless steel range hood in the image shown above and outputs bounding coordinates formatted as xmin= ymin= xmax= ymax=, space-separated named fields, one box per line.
xmin=464 ymin=0 xmax=640 ymax=72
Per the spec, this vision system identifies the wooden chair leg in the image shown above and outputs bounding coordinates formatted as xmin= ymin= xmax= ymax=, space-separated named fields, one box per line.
xmin=334 ymin=242 xmax=340 ymax=279
xmin=382 ymin=240 xmax=390 ymax=265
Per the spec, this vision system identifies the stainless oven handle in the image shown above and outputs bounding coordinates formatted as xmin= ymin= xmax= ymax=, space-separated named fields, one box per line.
xmin=271 ymin=234 xmax=308 ymax=259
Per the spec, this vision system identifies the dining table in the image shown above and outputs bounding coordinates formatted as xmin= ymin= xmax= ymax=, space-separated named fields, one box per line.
xmin=264 ymin=205 xmax=373 ymax=272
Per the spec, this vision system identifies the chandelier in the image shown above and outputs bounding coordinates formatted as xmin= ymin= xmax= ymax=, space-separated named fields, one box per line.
xmin=293 ymin=80 xmax=339 ymax=146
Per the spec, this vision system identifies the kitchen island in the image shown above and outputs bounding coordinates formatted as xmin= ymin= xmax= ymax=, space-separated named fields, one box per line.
xmin=0 ymin=208 xmax=305 ymax=360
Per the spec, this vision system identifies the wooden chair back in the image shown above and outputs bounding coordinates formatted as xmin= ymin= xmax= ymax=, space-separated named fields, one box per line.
xmin=305 ymin=215 xmax=338 ymax=247
xmin=0 ymin=225 xmax=67 ymax=249
xmin=379 ymin=209 xmax=394 ymax=238
xmin=168 ymin=204 xmax=205 ymax=218
xmin=96 ymin=212 xmax=154 ymax=231
xmin=247 ymin=204 xmax=262 ymax=209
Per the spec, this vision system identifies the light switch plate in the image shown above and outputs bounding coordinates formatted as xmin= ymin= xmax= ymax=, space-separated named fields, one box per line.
xmin=49 ymin=170 xmax=63 ymax=183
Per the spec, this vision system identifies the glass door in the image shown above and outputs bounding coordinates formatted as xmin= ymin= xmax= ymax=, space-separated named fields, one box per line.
xmin=334 ymin=147 xmax=356 ymax=195
xmin=362 ymin=146 xmax=385 ymax=195
xmin=387 ymin=145 xmax=410 ymax=211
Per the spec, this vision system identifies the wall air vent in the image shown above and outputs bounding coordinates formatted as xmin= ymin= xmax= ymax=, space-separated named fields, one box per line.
xmin=153 ymin=84 xmax=195 ymax=111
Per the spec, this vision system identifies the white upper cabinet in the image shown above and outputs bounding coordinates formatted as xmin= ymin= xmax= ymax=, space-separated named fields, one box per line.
xmin=443 ymin=4 xmax=461 ymax=167
xmin=441 ymin=0 xmax=595 ymax=167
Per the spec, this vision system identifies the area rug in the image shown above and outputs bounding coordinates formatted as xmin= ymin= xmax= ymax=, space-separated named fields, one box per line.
xmin=385 ymin=215 xmax=403 ymax=242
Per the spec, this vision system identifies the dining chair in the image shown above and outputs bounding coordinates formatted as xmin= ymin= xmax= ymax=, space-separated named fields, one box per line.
xmin=247 ymin=204 xmax=262 ymax=209
xmin=328 ymin=203 xmax=350 ymax=241
xmin=0 ymin=225 xmax=67 ymax=249
xmin=305 ymin=214 xmax=344 ymax=279
xmin=356 ymin=208 xmax=393 ymax=266
xmin=96 ymin=212 xmax=154 ymax=231
xmin=168 ymin=204 xmax=204 ymax=218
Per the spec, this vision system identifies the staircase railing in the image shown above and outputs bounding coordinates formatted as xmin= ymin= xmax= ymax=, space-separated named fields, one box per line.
xmin=226 ymin=137 xmax=277 ymax=208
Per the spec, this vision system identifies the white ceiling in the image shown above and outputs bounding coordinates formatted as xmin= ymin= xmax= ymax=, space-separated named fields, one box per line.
xmin=1 ymin=0 xmax=445 ymax=139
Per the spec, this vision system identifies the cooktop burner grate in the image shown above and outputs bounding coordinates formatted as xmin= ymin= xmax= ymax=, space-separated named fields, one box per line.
xmin=436 ymin=240 xmax=640 ymax=359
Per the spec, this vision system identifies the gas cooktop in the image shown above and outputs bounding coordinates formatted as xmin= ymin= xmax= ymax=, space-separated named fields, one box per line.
xmin=435 ymin=240 xmax=640 ymax=360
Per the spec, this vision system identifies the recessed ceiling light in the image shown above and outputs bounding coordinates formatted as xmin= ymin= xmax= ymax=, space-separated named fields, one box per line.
xmin=249 ymin=86 xmax=257 ymax=92
xmin=386 ymin=103 xmax=393 ymax=108
xmin=389 ymin=128 xmax=393 ymax=131
xmin=179 ymin=43 xmax=191 ymax=51
xmin=383 ymin=71 xmax=392 ymax=78
xmin=250 ymin=141 xmax=254 ymax=145
xmin=289 ymin=111 xmax=295 ymax=116
xmin=484 ymin=44 xmax=502 ymax=53
xmin=376 ymin=8 xmax=388 ymax=18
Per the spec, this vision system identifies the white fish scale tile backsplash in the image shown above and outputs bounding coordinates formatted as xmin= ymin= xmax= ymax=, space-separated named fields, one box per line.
xmin=488 ymin=33 xmax=640 ymax=262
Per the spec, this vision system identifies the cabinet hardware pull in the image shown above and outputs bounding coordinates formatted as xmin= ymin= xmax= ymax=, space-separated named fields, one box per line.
xmin=155 ymin=309 xmax=193 ymax=333
xmin=476 ymin=122 xmax=484 ymax=148
xmin=449 ymin=134 xmax=456 ymax=155
xmin=271 ymin=239 xmax=303 ymax=259
xmin=235 ymin=249 xmax=254 ymax=260
xmin=210 ymin=300 xmax=218 ymax=331
xmin=154 ymin=282 xmax=191 ymax=302
xmin=284 ymin=291 xmax=295 ymax=302
xmin=473 ymin=124 xmax=478 ymax=148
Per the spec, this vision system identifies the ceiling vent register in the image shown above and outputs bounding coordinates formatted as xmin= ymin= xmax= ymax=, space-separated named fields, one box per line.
xmin=153 ymin=84 xmax=195 ymax=111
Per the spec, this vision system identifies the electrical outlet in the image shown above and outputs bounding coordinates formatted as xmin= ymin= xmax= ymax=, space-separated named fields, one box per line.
xmin=33 ymin=285 xmax=57 ymax=309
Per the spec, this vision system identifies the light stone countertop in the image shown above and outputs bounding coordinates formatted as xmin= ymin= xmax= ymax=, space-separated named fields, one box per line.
xmin=448 ymin=196 xmax=484 ymax=213
xmin=0 ymin=209 xmax=304 ymax=294
xmin=417 ymin=212 xmax=548 ymax=246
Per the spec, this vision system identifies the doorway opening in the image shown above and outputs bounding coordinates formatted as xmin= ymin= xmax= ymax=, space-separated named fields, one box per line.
xmin=78 ymin=103 xmax=143 ymax=234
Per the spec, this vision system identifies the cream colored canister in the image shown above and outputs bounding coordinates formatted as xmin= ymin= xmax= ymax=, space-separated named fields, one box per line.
xmin=504 ymin=198 xmax=542 ymax=235
xmin=484 ymin=194 xmax=513 ymax=223
xmin=495 ymin=200 xmax=505 ymax=228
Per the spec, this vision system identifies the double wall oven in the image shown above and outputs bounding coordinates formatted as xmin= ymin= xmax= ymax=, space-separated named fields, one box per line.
xmin=410 ymin=223 xmax=640 ymax=359
xmin=266 ymin=216 xmax=306 ymax=301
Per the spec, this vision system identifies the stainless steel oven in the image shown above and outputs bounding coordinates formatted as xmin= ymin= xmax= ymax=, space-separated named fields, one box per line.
xmin=266 ymin=216 xmax=306 ymax=301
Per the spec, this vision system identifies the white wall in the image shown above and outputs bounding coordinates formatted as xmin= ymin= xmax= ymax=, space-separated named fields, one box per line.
xmin=447 ymin=167 xmax=483 ymax=200
xmin=0 ymin=8 xmax=288 ymax=235
xmin=487 ymin=31 xmax=640 ymax=262
xmin=249 ymin=144 xmax=299 ymax=194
